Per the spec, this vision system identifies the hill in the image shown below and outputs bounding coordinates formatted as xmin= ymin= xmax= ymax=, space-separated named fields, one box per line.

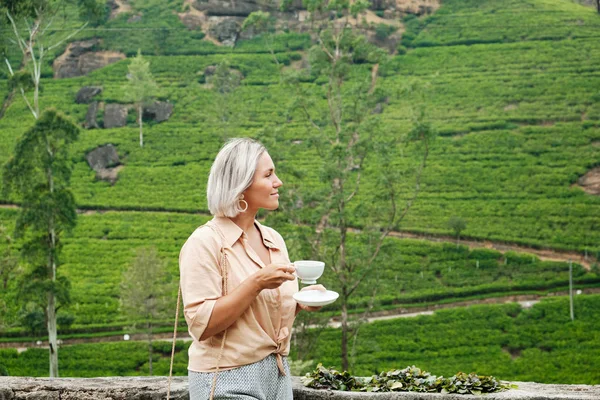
xmin=0 ymin=0 xmax=599 ymax=339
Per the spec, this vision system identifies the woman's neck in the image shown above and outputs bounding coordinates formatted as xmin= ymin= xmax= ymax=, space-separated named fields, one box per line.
xmin=230 ymin=210 xmax=258 ymax=233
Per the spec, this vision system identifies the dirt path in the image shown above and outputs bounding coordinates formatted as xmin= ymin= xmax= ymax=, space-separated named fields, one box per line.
xmin=5 ymin=287 xmax=600 ymax=351
xmin=1 ymin=203 xmax=594 ymax=269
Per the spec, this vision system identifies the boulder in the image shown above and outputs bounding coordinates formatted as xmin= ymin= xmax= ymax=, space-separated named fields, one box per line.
xmin=103 ymin=104 xmax=128 ymax=128
xmin=53 ymin=39 xmax=126 ymax=79
xmin=208 ymin=17 xmax=242 ymax=46
xmin=75 ymin=86 xmax=103 ymax=104
xmin=84 ymin=101 xmax=100 ymax=129
xmin=85 ymin=144 xmax=120 ymax=172
xmin=143 ymin=101 xmax=174 ymax=123
xmin=79 ymin=52 xmax=126 ymax=76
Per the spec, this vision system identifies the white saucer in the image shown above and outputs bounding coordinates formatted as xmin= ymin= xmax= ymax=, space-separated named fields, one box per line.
xmin=293 ymin=290 xmax=339 ymax=307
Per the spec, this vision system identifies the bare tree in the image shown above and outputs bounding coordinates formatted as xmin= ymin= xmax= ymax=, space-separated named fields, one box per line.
xmin=4 ymin=9 xmax=87 ymax=120
xmin=277 ymin=12 xmax=434 ymax=371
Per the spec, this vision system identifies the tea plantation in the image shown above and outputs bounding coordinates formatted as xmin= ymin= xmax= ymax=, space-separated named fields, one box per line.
xmin=1 ymin=295 xmax=598 ymax=384
xmin=0 ymin=0 xmax=599 ymax=383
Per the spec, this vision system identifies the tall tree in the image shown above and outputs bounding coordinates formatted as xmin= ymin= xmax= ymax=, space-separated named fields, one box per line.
xmin=120 ymin=246 xmax=169 ymax=376
xmin=125 ymin=50 xmax=158 ymax=147
xmin=2 ymin=109 xmax=80 ymax=377
xmin=266 ymin=0 xmax=435 ymax=371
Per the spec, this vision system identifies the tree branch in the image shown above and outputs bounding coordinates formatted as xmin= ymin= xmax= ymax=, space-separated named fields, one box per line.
xmin=48 ymin=22 xmax=88 ymax=51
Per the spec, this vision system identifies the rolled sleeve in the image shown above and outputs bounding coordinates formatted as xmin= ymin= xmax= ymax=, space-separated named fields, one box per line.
xmin=179 ymin=229 xmax=222 ymax=342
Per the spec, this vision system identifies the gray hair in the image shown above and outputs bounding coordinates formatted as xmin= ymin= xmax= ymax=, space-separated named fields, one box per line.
xmin=207 ymin=138 xmax=266 ymax=217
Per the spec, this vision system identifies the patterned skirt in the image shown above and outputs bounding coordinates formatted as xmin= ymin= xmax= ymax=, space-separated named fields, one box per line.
xmin=188 ymin=354 xmax=293 ymax=400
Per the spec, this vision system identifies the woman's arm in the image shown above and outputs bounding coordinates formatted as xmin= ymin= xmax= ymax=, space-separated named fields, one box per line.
xmin=201 ymin=263 xmax=296 ymax=340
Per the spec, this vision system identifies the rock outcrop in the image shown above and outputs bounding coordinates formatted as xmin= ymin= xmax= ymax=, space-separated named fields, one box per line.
xmin=86 ymin=144 xmax=120 ymax=171
xmin=84 ymin=101 xmax=100 ymax=129
xmin=53 ymin=39 xmax=126 ymax=79
xmin=208 ymin=17 xmax=243 ymax=46
xmin=75 ymin=86 xmax=103 ymax=104
xmin=143 ymin=101 xmax=174 ymax=123
xmin=103 ymin=104 xmax=129 ymax=128
xmin=577 ymin=166 xmax=600 ymax=196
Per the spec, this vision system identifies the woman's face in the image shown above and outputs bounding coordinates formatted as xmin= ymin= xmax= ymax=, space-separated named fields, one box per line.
xmin=243 ymin=152 xmax=282 ymax=211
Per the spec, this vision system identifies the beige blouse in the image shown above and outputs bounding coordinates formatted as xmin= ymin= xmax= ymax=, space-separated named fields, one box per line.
xmin=179 ymin=216 xmax=298 ymax=373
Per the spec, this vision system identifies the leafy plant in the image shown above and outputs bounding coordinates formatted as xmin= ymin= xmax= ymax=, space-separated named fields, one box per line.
xmin=301 ymin=364 xmax=515 ymax=394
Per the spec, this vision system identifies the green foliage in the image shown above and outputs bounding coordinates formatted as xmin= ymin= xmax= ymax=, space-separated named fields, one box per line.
xmin=2 ymin=110 xmax=80 ymax=314
xmin=301 ymin=364 xmax=512 ymax=394
xmin=374 ymin=23 xmax=396 ymax=41
xmin=241 ymin=11 xmax=275 ymax=34
xmin=19 ymin=306 xmax=46 ymax=336
xmin=125 ymin=50 xmax=158 ymax=106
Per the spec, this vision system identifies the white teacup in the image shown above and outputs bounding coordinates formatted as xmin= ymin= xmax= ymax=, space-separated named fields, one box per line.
xmin=293 ymin=260 xmax=325 ymax=284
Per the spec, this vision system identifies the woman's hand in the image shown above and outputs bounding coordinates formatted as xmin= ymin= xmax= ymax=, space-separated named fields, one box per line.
xmin=296 ymin=284 xmax=327 ymax=313
xmin=253 ymin=263 xmax=296 ymax=291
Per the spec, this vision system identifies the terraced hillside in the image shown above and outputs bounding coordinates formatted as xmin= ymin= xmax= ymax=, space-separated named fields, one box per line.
xmin=0 ymin=0 xmax=599 ymax=345
xmin=1 ymin=207 xmax=596 ymax=331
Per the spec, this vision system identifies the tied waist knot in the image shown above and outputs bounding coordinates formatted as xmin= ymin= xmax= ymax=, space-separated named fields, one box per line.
xmin=274 ymin=327 xmax=289 ymax=376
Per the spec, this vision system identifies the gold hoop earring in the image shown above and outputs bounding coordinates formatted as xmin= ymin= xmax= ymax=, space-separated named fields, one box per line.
xmin=239 ymin=194 xmax=248 ymax=212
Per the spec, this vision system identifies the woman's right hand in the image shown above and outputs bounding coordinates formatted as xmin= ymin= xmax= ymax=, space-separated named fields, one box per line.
xmin=253 ymin=263 xmax=296 ymax=290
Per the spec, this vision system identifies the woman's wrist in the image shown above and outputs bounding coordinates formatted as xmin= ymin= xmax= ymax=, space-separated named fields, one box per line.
xmin=245 ymin=274 xmax=264 ymax=295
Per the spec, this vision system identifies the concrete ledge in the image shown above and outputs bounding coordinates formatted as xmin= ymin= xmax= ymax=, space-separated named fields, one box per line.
xmin=0 ymin=377 xmax=598 ymax=399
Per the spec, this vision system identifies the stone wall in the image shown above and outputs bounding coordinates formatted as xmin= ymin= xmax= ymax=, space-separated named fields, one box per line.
xmin=1 ymin=377 xmax=599 ymax=400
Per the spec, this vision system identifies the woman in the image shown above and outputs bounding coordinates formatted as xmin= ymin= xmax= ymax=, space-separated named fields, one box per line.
xmin=179 ymin=138 xmax=325 ymax=399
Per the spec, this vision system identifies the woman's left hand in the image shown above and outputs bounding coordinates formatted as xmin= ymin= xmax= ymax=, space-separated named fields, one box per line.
xmin=296 ymin=284 xmax=327 ymax=313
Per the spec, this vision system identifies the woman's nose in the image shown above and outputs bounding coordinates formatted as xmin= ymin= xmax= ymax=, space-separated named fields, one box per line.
xmin=274 ymin=175 xmax=283 ymax=187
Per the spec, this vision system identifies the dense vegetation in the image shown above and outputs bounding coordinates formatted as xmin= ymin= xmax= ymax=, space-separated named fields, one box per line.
xmin=1 ymin=295 xmax=598 ymax=385
xmin=0 ymin=207 xmax=597 ymax=334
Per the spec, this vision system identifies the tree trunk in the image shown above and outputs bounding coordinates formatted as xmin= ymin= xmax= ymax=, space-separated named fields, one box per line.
xmin=47 ymin=291 xmax=58 ymax=377
xmin=47 ymin=155 xmax=59 ymax=377
xmin=148 ymin=321 xmax=153 ymax=376
xmin=341 ymin=296 xmax=349 ymax=371
xmin=597 ymin=0 xmax=599 ymax=14
xmin=139 ymin=104 xmax=144 ymax=147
